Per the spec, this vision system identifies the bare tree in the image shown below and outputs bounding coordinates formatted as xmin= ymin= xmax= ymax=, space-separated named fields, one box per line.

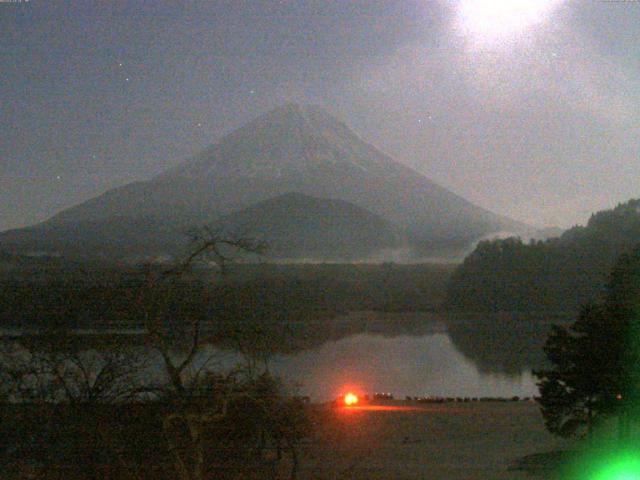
xmin=0 ymin=332 xmax=147 ymax=405
xmin=136 ymin=229 xmax=307 ymax=480
xmin=0 ymin=332 xmax=151 ymax=479
xmin=1 ymin=228 xmax=308 ymax=480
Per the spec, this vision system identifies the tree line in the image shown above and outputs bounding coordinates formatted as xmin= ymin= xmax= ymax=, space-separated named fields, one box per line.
xmin=446 ymin=199 xmax=640 ymax=314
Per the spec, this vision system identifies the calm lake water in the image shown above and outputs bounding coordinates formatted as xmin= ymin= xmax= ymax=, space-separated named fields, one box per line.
xmin=2 ymin=311 xmax=547 ymax=402
xmin=196 ymin=312 xmax=540 ymax=402
xmin=270 ymin=333 xmax=537 ymax=401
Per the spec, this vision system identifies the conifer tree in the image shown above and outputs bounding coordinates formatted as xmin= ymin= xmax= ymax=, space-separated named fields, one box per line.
xmin=535 ymin=245 xmax=640 ymax=439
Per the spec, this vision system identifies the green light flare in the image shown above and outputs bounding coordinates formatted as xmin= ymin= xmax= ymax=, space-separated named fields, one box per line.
xmin=555 ymin=444 xmax=640 ymax=480
xmin=591 ymin=455 xmax=640 ymax=480
xmin=575 ymin=452 xmax=640 ymax=480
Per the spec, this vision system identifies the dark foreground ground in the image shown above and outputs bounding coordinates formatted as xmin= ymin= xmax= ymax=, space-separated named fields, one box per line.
xmin=300 ymin=401 xmax=570 ymax=480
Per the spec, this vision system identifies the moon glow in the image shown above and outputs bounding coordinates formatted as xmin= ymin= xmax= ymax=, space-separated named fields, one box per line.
xmin=456 ymin=0 xmax=562 ymax=45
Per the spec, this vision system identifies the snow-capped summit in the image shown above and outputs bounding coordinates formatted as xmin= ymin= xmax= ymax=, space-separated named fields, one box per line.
xmin=1 ymin=104 xmax=529 ymax=260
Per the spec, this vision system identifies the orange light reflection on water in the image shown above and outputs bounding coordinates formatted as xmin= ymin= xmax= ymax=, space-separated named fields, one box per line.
xmin=336 ymin=404 xmax=468 ymax=413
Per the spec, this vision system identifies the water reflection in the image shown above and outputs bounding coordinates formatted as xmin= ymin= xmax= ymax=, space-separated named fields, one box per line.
xmin=445 ymin=312 xmax=572 ymax=374
xmin=195 ymin=311 xmax=544 ymax=402
xmin=267 ymin=332 xmax=538 ymax=401
xmin=4 ymin=311 xmax=561 ymax=402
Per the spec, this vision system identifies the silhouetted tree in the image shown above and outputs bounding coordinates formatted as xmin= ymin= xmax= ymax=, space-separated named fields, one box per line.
xmin=535 ymin=245 xmax=640 ymax=440
xmin=0 ymin=228 xmax=311 ymax=479
xmin=137 ymin=228 xmax=307 ymax=480
xmin=0 ymin=333 xmax=149 ymax=478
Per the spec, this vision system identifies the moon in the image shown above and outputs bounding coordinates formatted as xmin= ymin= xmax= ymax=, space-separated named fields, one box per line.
xmin=456 ymin=0 xmax=562 ymax=45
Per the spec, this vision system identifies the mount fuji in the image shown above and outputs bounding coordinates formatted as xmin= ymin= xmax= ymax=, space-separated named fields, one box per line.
xmin=1 ymin=104 xmax=530 ymax=261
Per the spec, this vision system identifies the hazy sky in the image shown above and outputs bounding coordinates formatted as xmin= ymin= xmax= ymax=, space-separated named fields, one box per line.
xmin=2 ymin=0 xmax=639 ymax=232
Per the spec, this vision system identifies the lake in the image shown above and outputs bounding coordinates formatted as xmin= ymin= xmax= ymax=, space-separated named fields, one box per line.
xmin=269 ymin=332 xmax=538 ymax=401
xmin=195 ymin=311 xmax=543 ymax=402
xmin=2 ymin=310 xmax=557 ymax=402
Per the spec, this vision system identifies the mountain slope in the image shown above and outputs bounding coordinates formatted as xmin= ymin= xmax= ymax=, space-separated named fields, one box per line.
xmin=1 ymin=104 xmax=528 ymax=260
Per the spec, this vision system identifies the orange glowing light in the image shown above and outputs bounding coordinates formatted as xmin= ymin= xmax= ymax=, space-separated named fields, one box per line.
xmin=344 ymin=392 xmax=359 ymax=406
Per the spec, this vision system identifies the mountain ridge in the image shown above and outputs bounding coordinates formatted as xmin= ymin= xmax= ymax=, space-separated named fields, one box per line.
xmin=1 ymin=103 xmax=531 ymax=261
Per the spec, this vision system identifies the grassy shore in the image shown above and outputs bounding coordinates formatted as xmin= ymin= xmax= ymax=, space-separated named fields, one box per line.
xmin=300 ymin=401 xmax=570 ymax=479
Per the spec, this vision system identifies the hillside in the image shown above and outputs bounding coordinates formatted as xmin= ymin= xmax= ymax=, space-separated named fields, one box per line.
xmin=213 ymin=192 xmax=406 ymax=261
xmin=446 ymin=199 xmax=640 ymax=314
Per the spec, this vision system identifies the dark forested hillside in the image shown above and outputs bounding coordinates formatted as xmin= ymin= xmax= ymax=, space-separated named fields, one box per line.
xmin=446 ymin=199 xmax=640 ymax=314
xmin=212 ymin=192 xmax=406 ymax=261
